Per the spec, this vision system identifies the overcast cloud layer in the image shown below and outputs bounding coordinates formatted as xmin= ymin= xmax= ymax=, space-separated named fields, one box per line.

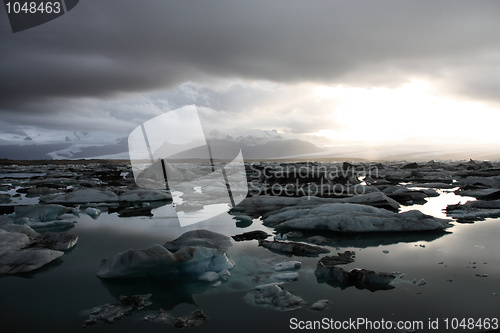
xmin=1 ymin=0 xmax=499 ymax=157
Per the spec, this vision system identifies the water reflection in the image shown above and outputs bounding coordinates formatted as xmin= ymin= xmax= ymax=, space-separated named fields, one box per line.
xmin=99 ymin=277 xmax=210 ymax=311
xmin=285 ymin=230 xmax=450 ymax=249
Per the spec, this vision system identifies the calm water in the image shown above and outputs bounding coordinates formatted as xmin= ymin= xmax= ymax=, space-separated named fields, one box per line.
xmin=1 ymin=191 xmax=499 ymax=332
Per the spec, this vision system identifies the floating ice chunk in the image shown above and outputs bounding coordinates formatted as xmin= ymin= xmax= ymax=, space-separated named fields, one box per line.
xmin=273 ymin=261 xmax=301 ymax=271
xmin=233 ymin=192 xmax=400 ymax=218
xmin=26 ymin=220 xmax=75 ymax=232
xmin=0 ymin=193 xmax=11 ymax=203
xmin=118 ymin=190 xmax=171 ymax=202
xmin=306 ymin=236 xmax=329 ymax=245
xmin=14 ymin=204 xmax=70 ymax=222
xmin=255 ymin=282 xmax=285 ymax=290
xmin=30 ymin=232 xmax=78 ymax=251
xmin=198 ymin=271 xmax=219 ymax=282
xmin=0 ymin=229 xmax=30 ymax=252
xmin=253 ymin=285 xmax=304 ymax=310
xmin=0 ymin=248 xmax=63 ymax=275
xmin=259 ymin=240 xmax=330 ymax=256
xmin=83 ymin=294 xmax=152 ymax=327
xmin=274 ymin=233 xmax=287 ymax=241
xmin=265 ymin=203 xmax=452 ymax=232
xmin=218 ymin=269 xmax=231 ymax=280
xmin=41 ymin=188 xmax=119 ymax=204
xmin=310 ymin=299 xmax=328 ymax=311
xmin=72 ymin=205 xmax=80 ymax=217
xmin=272 ymin=272 xmax=299 ymax=281
xmin=315 ymin=256 xmax=395 ymax=292
xmin=97 ymin=230 xmax=235 ymax=279
xmin=231 ymin=230 xmax=270 ymax=242
xmin=417 ymin=278 xmax=427 ymax=286
xmin=85 ymin=207 xmax=101 ymax=219
xmin=96 ymin=244 xmax=193 ymax=279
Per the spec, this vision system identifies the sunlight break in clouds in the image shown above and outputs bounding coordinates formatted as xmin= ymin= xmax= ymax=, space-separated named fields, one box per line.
xmin=310 ymin=79 xmax=500 ymax=144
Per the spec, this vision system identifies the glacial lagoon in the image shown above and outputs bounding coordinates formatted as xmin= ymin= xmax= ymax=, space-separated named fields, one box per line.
xmin=0 ymin=160 xmax=499 ymax=332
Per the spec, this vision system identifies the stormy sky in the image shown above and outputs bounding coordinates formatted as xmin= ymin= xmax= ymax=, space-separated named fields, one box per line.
xmin=1 ymin=0 xmax=500 ymax=158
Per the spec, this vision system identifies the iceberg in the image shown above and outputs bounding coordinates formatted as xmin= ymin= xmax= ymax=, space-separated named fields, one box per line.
xmin=13 ymin=204 xmax=71 ymax=222
xmin=0 ymin=248 xmax=63 ymax=275
xmin=264 ymin=203 xmax=452 ymax=232
xmin=41 ymin=188 xmax=119 ymax=204
xmin=252 ymin=284 xmax=305 ymax=310
xmin=258 ymin=240 xmax=330 ymax=256
xmin=97 ymin=230 xmax=234 ymax=279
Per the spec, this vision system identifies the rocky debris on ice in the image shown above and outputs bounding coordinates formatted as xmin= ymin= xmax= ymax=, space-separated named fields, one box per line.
xmin=317 ymin=251 xmax=356 ymax=266
xmin=252 ymin=284 xmax=305 ymax=310
xmin=231 ymin=230 xmax=270 ymax=242
xmin=315 ymin=262 xmax=396 ymax=291
xmin=273 ymin=261 xmax=301 ymax=271
xmin=0 ymin=222 xmax=77 ymax=275
xmin=258 ymin=239 xmax=330 ymax=256
xmin=83 ymin=294 xmax=152 ymax=327
xmin=233 ymin=192 xmax=400 ymax=218
xmin=172 ymin=309 xmax=208 ymax=328
xmin=310 ymin=299 xmax=329 ymax=311
xmin=97 ymin=230 xmax=234 ymax=280
xmin=264 ymin=203 xmax=452 ymax=232
xmin=144 ymin=308 xmax=208 ymax=328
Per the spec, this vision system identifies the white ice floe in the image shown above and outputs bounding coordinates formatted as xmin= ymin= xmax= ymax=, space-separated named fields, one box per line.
xmin=310 ymin=299 xmax=328 ymax=311
xmin=273 ymin=261 xmax=301 ymax=271
xmin=272 ymin=272 xmax=299 ymax=281
xmin=264 ymin=203 xmax=452 ymax=232
xmin=85 ymin=207 xmax=101 ymax=219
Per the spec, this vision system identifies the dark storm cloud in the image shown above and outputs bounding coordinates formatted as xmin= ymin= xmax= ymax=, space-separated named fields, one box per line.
xmin=1 ymin=0 xmax=500 ymax=114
